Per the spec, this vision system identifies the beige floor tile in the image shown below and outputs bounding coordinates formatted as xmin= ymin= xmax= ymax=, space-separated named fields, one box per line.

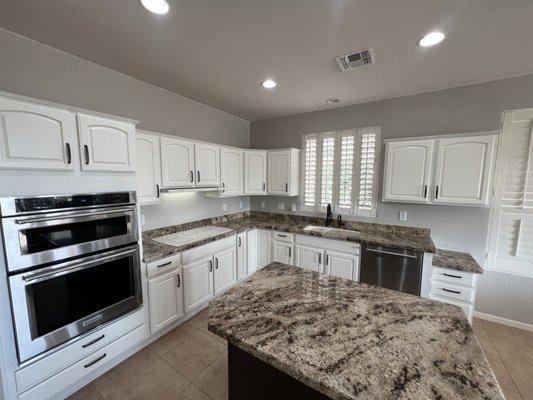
xmin=200 ymin=326 xmax=227 ymax=345
xmin=173 ymin=384 xmax=212 ymax=400
xmin=149 ymin=320 xmax=198 ymax=357
xmin=163 ymin=331 xmax=226 ymax=381
xmin=483 ymin=348 xmax=520 ymax=393
xmin=68 ymin=384 xmax=104 ymax=400
xmin=188 ymin=308 xmax=209 ymax=330
xmin=504 ymin=358 xmax=533 ymax=400
xmin=107 ymin=359 xmax=189 ymax=400
xmin=502 ymin=387 xmax=524 ymax=400
xmin=93 ymin=347 xmax=159 ymax=398
xmin=194 ymin=351 xmax=228 ymax=400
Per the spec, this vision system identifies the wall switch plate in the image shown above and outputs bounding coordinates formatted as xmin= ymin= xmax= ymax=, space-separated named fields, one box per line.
xmin=398 ymin=211 xmax=407 ymax=221
xmin=277 ymin=202 xmax=285 ymax=210
xmin=239 ymin=200 xmax=243 ymax=209
xmin=222 ymin=203 xmax=228 ymax=212
xmin=140 ymin=214 xmax=145 ymax=226
xmin=261 ymin=201 xmax=266 ymax=209
xmin=291 ymin=203 xmax=297 ymax=212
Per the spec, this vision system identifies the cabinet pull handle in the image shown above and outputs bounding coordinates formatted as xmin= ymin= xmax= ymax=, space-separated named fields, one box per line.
xmin=285 ymin=183 xmax=288 ymax=193
xmin=215 ymin=258 xmax=219 ymax=269
xmin=84 ymin=353 xmax=106 ymax=368
xmin=156 ymin=184 xmax=160 ymax=198
xmin=442 ymin=288 xmax=461 ymax=294
xmin=157 ymin=261 xmax=172 ymax=268
xmin=209 ymin=260 xmax=213 ymax=272
xmin=238 ymin=237 xmax=242 ymax=247
xmin=65 ymin=143 xmax=72 ymax=164
xmin=277 ymin=234 xmax=287 ymax=238
xmin=288 ymin=247 xmax=292 ymax=258
xmin=443 ymin=273 xmax=462 ymax=279
xmin=435 ymin=186 xmax=439 ymax=199
xmin=318 ymin=253 xmax=322 ymax=264
xmin=197 ymin=171 xmax=201 ymax=182
xmin=84 ymin=145 xmax=90 ymax=165
xmin=423 ymin=185 xmax=428 ymax=198
xmin=326 ymin=254 xmax=329 ymax=266
xmin=82 ymin=334 xmax=105 ymax=348
xmin=263 ymin=182 xmax=266 ymax=191
xmin=190 ymin=171 xmax=194 ymax=182
xmin=176 ymin=274 xmax=181 ymax=287
xmin=222 ymin=182 xmax=225 ymax=193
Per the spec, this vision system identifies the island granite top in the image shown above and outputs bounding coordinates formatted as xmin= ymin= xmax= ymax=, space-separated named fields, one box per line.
xmin=208 ymin=263 xmax=503 ymax=400
xmin=433 ymin=249 xmax=484 ymax=274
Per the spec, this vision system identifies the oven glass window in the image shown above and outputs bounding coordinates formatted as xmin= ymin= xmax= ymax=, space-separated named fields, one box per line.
xmin=28 ymin=256 xmax=136 ymax=338
xmin=22 ymin=216 xmax=128 ymax=254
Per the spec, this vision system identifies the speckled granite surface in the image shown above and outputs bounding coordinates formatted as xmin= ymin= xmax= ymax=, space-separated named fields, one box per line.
xmin=208 ymin=263 xmax=503 ymax=400
xmin=143 ymin=211 xmax=436 ymax=263
xmin=433 ymin=249 xmax=484 ymax=274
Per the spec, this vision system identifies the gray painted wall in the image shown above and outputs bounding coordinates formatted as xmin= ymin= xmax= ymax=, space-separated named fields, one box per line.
xmin=250 ymin=74 xmax=533 ymax=325
xmin=0 ymin=29 xmax=251 ymax=230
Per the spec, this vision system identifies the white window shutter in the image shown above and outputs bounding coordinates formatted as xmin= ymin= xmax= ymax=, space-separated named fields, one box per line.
xmin=357 ymin=127 xmax=380 ymax=216
xmin=302 ymin=136 xmax=318 ymax=210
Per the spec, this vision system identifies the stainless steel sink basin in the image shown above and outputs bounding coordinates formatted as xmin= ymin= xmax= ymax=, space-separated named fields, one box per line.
xmin=303 ymin=225 xmax=360 ymax=238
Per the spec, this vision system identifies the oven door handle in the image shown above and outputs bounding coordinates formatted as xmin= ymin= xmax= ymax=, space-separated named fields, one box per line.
xmin=21 ymin=246 xmax=138 ymax=283
xmin=14 ymin=207 xmax=134 ymax=225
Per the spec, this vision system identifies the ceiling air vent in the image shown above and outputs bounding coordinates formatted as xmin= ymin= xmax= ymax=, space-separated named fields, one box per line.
xmin=335 ymin=48 xmax=374 ymax=72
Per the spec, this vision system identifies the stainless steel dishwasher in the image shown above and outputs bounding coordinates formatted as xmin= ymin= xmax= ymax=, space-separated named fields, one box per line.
xmin=360 ymin=245 xmax=423 ymax=296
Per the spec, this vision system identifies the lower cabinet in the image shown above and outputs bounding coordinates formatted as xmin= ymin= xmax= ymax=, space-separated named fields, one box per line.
xmin=183 ymin=256 xmax=215 ymax=313
xmin=294 ymin=245 xmax=323 ymax=272
xmin=246 ymin=229 xmax=258 ymax=275
xmin=325 ymin=250 xmax=360 ymax=281
xmin=272 ymin=240 xmax=293 ymax=265
xmin=148 ymin=269 xmax=184 ymax=333
xmin=257 ymin=229 xmax=272 ymax=269
xmin=236 ymin=232 xmax=248 ymax=281
xmin=214 ymin=247 xmax=237 ymax=294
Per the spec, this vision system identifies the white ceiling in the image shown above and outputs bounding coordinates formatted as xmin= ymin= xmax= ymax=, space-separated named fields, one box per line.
xmin=1 ymin=0 xmax=533 ymax=121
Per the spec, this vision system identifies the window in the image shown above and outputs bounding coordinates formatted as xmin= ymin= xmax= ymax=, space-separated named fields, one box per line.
xmin=301 ymin=127 xmax=381 ymax=216
xmin=488 ymin=109 xmax=533 ymax=277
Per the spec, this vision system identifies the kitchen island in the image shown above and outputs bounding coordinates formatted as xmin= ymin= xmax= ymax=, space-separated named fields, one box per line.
xmin=208 ymin=262 xmax=503 ymax=400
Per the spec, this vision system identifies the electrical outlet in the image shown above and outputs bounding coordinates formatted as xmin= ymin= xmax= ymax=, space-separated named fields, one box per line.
xmin=398 ymin=211 xmax=407 ymax=221
xmin=277 ymin=202 xmax=285 ymax=210
xmin=222 ymin=203 xmax=228 ymax=212
xmin=238 ymin=200 xmax=243 ymax=209
xmin=261 ymin=201 xmax=266 ymax=209
xmin=291 ymin=203 xmax=297 ymax=212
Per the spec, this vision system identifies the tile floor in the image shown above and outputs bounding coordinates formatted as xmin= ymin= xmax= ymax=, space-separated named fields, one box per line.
xmin=69 ymin=311 xmax=533 ymax=400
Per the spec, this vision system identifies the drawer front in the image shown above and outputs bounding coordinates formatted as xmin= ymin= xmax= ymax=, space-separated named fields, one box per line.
xmin=16 ymin=308 xmax=145 ymax=393
xmin=295 ymin=234 xmax=360 ymax=254
xmin=182 ymin=235 xmax=236 ymax=264
xmin=272 ymin=231 xmax=294 ymax=243
xmin=431 ymin=266 xmax=476 ymax=288
xmin=429 ymin=294 xmax=474 ymax=322
xmin=19 ymin=324 xmax=147 ymax=400
xmin=430 ymin=280 xmax=475 ymax=304
xmin=146 ymin=253 xmax=181 ymax=278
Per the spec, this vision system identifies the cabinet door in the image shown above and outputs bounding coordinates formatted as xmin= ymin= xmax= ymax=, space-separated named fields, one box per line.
xmin=268 ymin=150 xmax=289 ymax=195
xmin=136 ymin=132 xmax=162 ymax=205
xmin=148 ymin=270 xmax=184 ymax=333
xmin=382 ymin=140 xmax=434 ymax=203
xmin=214 ymin=247 xmax=237 ymax=294
xmin=236 ymin=233 xmax=248 ymax=281
xmin=272 ymin=241 xmax=293 ymax=265
xmin=183 ymin=256 xmax=214 ymax=313
xmin=326 ymin=251 xmax=359 ymax=281
xmin=433 ymin=135 xmax=496 ymax=206
xmin=294 ymin=245 xmax=323 ymax=273
xmin=246 ymin=229 xmax=258 ymax=275
xmin=257 ymin=229 xmax=271 ymax=268
xmin=160 ymin=137 xmax=195 ymax=188
xmin=0 ymin=97 xmax=76 ymax=171
xmin=78 ymin=114 xmax=135 ymax=172
xmin=244 ymin=151 xmax=267 ymax=195
xmin=195 ymin=143 xmax=220 ymax=187
xmin=221 ymin=148 xmax=244 ymax=196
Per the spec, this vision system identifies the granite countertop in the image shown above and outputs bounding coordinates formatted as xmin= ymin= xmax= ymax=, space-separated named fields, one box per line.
xmin=433 ymin=249 xmax=484 ymax=274
xmin=208 ymin=263 xmax=503 ymax=400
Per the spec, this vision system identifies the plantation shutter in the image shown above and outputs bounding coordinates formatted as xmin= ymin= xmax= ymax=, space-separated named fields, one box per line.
xmin=303 ymin=136 xmax=318 ymax=208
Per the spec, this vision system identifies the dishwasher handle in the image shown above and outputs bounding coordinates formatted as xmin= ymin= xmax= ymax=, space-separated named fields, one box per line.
xmin=365 ymin=246 xmax=418 ymax=259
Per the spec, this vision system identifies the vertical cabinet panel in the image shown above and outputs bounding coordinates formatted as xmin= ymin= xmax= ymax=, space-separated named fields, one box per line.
xmin=272 ymin=241 xmax=293 ymax=265
xmin=294 ymin=245 xmax=323 ymax=273
xmin=78 ymin=114 xmax=135 ymax=172
xmin=195 ymin=143 xmax=220 ymax=187
xmin=136 ymin=132 xmax=161 ymax=205
xmin=246 ymin=229 xmax=258 ymax=275
xmin=183 ymin=256 xmax=214 ymax=313
xmin=214 ymin=247 xmax=237 ymax=294
xmin=244 ymin=151 xmax=267 ymax=195
xmin=0 ymin=97 xmax=76 ymax=171
xmin=236 ymin=233 xmax=248 ymax=281
xmin=382 ymin=140 xmax=434 ymax=203
xmin=160 ymin=137 xmax=195 ymax=188
xmin=221 ymin=148 xmax=244 ymax=196
xmin=257 ymin=229 xmax=271 ymax=268
xmin=326 ymin=251 xmax=359 ymax=281
xmin=148 ymin=270 xmax=184 ymax=333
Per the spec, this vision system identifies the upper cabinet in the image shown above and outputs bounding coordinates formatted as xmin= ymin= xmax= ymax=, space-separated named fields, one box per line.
xmin=136 ymin=131 xmax=162 ymax=205
xmin=78 ymin=114 xmax=135 ymax=172
xmin=244 ymin=150 xmax=267 ymax=195
xmin=220 ymin=148 xmax=244 ymax=197
xmin=195 ymin=143 xmax=220 ymax=187
xmin=383 ymin=133 xmax=497 ymax=206
xmin=267 ymin=148 xmax=300 ymax=197
xmin=160 ymin=137 xmax=195 ymax=188
xmin=0 ymin=97 xmax=77 ymax=171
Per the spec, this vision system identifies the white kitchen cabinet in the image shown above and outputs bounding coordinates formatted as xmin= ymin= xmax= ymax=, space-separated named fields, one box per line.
xmin=325 ymin=251 xmax=359 ymax=281
xmin=257 ymin=229 xmax=271 ymax=268
xmin=78 ymin=114 xmax=135 ymax=172
xmin=246 ymin=229 xmax=258 ymax=275
xmin=268 ymin=149 xmax=300 ymax=196
xmin=160 ymin=137 xmax=195 ymax=188
xmin=244 ymin=150 xmax=267 ymax=195
xmin=220 ymin=148 xmax=244 ymax=196
xmin=148 ymin=269 xmax=184 ymax=333
xmin=236 ymin=232 xmax=248 ymax=280
xmin=0 ymin=97 xmax=78 ymax=171
xmin=214 ymin=247 xmax=237 ymax=294
xmin=294 ymin=245 xmax=323 ymax=272
xmin=432 ymin=136 xmax=496 ymax=206
xmin=382 ymin=140 xmax=434 ymax=203
xmin=195 ymin=143 xmax=220 ymax=187
xmin=273 ymin=240 xmax=293 ymax=265
xmin=183 ymin=256 xmax=214 ymax=313
xmin=136 ymin=131 xmax=162 ymax=205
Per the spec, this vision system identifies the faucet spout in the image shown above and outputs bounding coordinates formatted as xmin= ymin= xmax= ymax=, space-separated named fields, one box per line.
xmin=325 ymin=204 xmax=333 ymax=227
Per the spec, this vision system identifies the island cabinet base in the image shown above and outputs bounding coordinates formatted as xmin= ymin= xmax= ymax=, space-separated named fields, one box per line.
xmin=228 ymin=343 xmax=331 ymax=400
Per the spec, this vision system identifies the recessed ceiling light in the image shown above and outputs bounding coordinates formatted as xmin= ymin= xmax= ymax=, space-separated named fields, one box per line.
xmin=418 ymin=31 xmax=445 ymax=47
xmin=262 ymin=79 xmax=277 ymax=89
xmin=327 ymin=98 xmax=339 ymax=104
xmin=140 ymin=0 xmax=169 ymax=14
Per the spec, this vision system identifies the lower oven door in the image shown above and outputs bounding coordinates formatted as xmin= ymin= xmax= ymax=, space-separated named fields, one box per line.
xmin=9 ymin=245 xmax=142 ymax=363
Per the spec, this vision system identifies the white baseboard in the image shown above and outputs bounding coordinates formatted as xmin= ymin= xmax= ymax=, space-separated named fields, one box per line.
xmin=474 ymin=311 xmax=533 ymax=332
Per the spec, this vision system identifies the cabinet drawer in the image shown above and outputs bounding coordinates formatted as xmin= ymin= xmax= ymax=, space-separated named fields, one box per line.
xmin=295 ymin=234 xmax=360 ymax=254
xmin=146 ymin=253 xmax=181 ymax=278
xmin=182 ymin=235 xmax=235 ymax=264
xmin=272 ymin=231 xmax=294 ymax=243
xmin=429 ymin=294 xmax=474 ymax=322
xmin=431 ymin=267 xmax=476 ymax=288
xmin=16 ymin=308 xmax=145 ymax=393
xmin=430 ymin=280 xmax=475 ymax=304
xmin=19 ymin=324 xmax=147 ymax=400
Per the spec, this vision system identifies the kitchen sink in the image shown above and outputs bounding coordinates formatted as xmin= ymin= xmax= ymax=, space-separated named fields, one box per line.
xmin=303 ymin=225 xmax=360 ymax=238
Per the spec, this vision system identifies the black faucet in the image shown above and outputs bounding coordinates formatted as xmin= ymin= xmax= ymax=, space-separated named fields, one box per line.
xmin=325 ymin=204 xmax=333 ymax=226
xmin=337 ymin=214 xmax=345 ymax=228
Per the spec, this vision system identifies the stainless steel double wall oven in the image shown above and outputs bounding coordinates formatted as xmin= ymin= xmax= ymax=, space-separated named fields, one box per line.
xmin=0 ymin=192 xmax=142 ymax=363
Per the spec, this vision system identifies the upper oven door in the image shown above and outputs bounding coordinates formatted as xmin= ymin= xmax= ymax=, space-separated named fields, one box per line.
xmin=2 ymin=205 xmax=138 ymax=272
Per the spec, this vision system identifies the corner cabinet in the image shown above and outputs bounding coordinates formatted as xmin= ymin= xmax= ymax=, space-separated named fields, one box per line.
xmin=382 ymin=133 xmax=497 ymax=206
xmin=78 ymin=114 xmax=135 ymax=172
xmin=244 ymin=150 xmax=267 ymax=195
xmin=136 ymin=131 xmax=162 ymax=205
xmin=268 ymin=148 xmax=300 ymax=196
